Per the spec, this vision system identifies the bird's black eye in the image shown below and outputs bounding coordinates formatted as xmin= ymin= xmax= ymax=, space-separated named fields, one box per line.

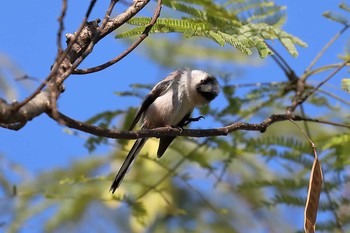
xmin=201 ymin=76 xmax=216 ymax=85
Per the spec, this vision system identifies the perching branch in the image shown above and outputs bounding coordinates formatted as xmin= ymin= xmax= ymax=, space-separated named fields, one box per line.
xmin=46 ymin=110 xmax=350 ymax=140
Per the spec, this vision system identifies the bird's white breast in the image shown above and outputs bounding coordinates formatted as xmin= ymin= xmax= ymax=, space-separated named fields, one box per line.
xmin=143 ymin=86 xmax=194 ymax=128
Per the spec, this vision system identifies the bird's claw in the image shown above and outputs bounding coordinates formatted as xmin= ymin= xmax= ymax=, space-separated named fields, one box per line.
xmin=184 ymin=115 xmax=205 ymax=126
xmin=171 ymin=125 xmax=183 ymax=133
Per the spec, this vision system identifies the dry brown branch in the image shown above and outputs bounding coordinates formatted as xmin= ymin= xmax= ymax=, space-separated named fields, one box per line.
xmin=73 ymin=0 xmax=162 ymax=75
xmin=301 ymin=60 xmax=350 ymax=104
xmin=305 ymin=23 xmax=350 ymax=74
xmin=46 ymin=110 xmax=350 ymax=140
xmin=57 ymin=0 xmax=68 ymax=54
xmin=0 ymin=0 xmax=153 ymax=129
xmin=14 ymin=0 xmax=98 ymax=112
xmin=287 ymin=60 xmax=350 ymax=114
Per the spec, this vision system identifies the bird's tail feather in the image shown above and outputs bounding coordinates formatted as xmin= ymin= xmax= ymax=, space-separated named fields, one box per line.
xmin=157 ymin=136 xmax=176 ymax=158
xmin=110 ymin=138 xmax=147 ymax=193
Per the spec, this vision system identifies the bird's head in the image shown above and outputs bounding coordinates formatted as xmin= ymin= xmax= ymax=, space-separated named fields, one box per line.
xmin=189 ymin=70 xmax=220 ymax=104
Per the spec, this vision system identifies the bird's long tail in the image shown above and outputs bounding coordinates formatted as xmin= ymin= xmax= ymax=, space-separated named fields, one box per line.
xmin=110 ymin=138 xmax=147 ymax=193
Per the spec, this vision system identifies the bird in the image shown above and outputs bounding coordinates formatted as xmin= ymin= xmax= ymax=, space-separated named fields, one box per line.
xmin=109 ymin=69 xmax=220 ymax=193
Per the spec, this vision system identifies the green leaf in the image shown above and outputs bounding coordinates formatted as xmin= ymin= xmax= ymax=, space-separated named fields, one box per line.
xmin=231 ymin=1 xmax=276 ymax=15
xmin=341 ymin=78 xmax=350 ymax=93
xmin=277 ymin=30 xmax=308 ymax=57
xmin=131 ymin=200 xmax=148 ymax=226
xmin=116 ymin=27 xmax=145 ymax=38
xmin=323 ymin=11 xmax=349 ymax=25
xmin=272 ymin=194 xmax=305 ymax=206
xmin=340 ymin=2 xmax=350 ymax=13
xmin=246 ymin=5 xmax=287 ymax=23
xmin=217 ymin=32 xmax=253 ymax=55
xmin=166 ymin=2 xmax=205 ymax=18
xmin=322 ymin=134 xmax=350 ymax=150
xmin=115 ymin=0 xmax=305 ymax=58
xmin=207 ymin=31 xmax=225 ymax=46
xmin=116 ymin=18 xmax=209 ymax=39
xmin=279 ymin=36 xmax=298 ymax=57
xmin=255 ymin=40 xmax=272 ymax=58
xmin=127 ymin=17 xmax=152 ymax=26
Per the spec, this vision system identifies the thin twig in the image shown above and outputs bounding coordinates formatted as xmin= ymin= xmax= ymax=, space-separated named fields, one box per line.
xmin=297 ymin=116 xmax=350 ymax=128
xmin=267 ymin=44 xmax=297 ymax=81
xmin=73 ymin=0 xmax=162 ymax=75
xmin=227 ymin=81 xmax=286 ymax=89
xmin=300 ymin=59 xmax=350 ymax=105
xmin=318 ymin=88 xmax=350 ymax=106
xmin=299 ymin=104 xmax=311 ymax=139
xmin=304 ymin=63 xmax=350 ymax=79
xmin=57 ymin=0 xmax=67 ymax=55
xmin=100 ymin=0 xmax=119 ymax=29
xmin=305 ymin=24 xmax=350 ymax=75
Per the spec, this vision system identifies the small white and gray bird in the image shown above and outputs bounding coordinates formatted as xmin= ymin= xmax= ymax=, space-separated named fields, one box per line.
xmin=110 ymin=69 xmax=220 ymax=193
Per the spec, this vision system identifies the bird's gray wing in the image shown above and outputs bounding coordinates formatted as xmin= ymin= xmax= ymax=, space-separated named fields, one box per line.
xmin=128 ymin=70 xmax=183 ymax=130
xmin=110 ymin=138 xmax=147 ymax=193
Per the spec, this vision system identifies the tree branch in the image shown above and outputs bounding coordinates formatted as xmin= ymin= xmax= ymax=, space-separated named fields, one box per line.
xmin=299 ymin=59 xmax=350 ymax=106
xmin=267 ymin=44 xmax=298 ymax=82
xmin=305 ymin=24 xmax=350 ymax=74
xmin=46 ymin=110 xmax=350 ymax=140
xmin=0 ymin=91 xmax=51 ymax=125
xmin=99 ymin=0 xmax=150 ymax=38
xmin=0 ymin=0 xmax=153 ymax=130
xmin=73 ymin=0 xmax=162 ymax=75
xmin=14 ymin=0 xmax=98 ymax=112
xmin=57 ymin=0 xmax=68 ymax=54
xmin=100 ymin=0 xmax=120 ymax=29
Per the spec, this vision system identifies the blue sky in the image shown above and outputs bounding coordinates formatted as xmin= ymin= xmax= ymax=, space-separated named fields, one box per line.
xmin=0 ymin=0 xmax=348 ymax=197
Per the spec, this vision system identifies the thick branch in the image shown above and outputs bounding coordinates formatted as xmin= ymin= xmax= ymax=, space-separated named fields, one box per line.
xmin=0 ymin=91 xmax=50 ymax=125
xmin=100 ymin=0 xmax=150 ymax=39
xmin=15 ymin=1 xmax=99 ymax=113
xmin=0 ymin=0 xmax=152 ymax=130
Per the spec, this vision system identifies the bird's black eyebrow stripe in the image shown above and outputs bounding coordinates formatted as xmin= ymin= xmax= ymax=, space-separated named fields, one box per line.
xmin=202 ymin=76 xmax=216 ymax=85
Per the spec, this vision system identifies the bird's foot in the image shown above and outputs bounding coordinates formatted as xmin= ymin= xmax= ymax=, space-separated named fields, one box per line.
xmin=170 ymin=125 xmax=184 ymax=133
xmin=184 ymin=115 xmax=205 ymax=126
